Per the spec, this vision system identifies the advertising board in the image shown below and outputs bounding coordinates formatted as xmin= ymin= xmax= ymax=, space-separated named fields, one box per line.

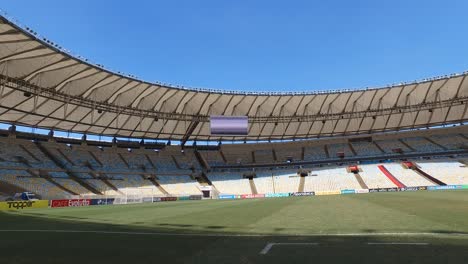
xmin=240 ymin=194 xmax=265 ymax=199
xmin=427 ymin=185 xmax=463 ymax=191
xmin=315 ymin=190 xmax=341 ymax=196
xmin=265 ymin=193 xmax=290 ymax=198
xmin=289 ymin=192 xmax=315 ymax=196
xmin=0 ymin=200 xmax=49 ymax=210
xmin=219 ymin=195 xmax=236 ymax=199
xmin=90 ymin=198 xmax=115 ymax=205
xmin=355 ymin=189 xmax=369 ymax=194
xmin=51 ymin=199 xmax=91 ymax=208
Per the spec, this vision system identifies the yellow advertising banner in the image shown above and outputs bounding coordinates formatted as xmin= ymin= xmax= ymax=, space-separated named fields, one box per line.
xmin=315 ymin=190 xmax=341 ymax=196
xmin=0 ymin=200 xmax=49 ymax=210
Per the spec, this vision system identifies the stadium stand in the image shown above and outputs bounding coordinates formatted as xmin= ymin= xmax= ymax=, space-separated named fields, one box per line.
xmin=351 ymin=141 xmax=383 ymax=156
xmin=416 ymin=160 xmax=468 ymax=185
xmin=381 ymin=163 xmax=437 ymax=187
xmin=303 ymin=145 xmax=328 ymax=160
xmin=377 ymin=165 xmax=406 ymax=188
xmin=253 ymin=172 xmax=275 ymax=194
xmin=327 ymin=143 xmax=355 ymax=158
xmin=0 ymin=169 xmax=72 ymax=199
xmin=209 ymin=172 xmax=252 ymax=194
xmin=157 ymin=175 xmax=201 ymax=196
xmin=273 ymin=171 xmax=301 ymax=193
xmin=430 ymin=134 xmax=467 ymax=150
xmin=374 ymin=139 xmax=412 ymax=154
xmin=1 ymin=128 xmax=468 ymax=199
xmin=1 ymin=13 xmax=468 ymax=202
xmin=199 ymin=150 xmax=226 ymax=167
xmin=304 ymin=167 xmax=361 ymax=192
xmin=401 ymin=137 xmax=444 ymax=152
xmin=358 ymin=164 xmax=398 ymax=188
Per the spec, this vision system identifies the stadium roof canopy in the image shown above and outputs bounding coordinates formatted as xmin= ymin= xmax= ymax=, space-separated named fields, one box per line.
xmin=0 ymin=15 xmax=468 ymax=142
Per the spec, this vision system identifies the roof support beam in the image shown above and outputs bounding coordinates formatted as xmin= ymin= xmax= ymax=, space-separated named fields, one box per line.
xmin=180 ymin=120 xmax=200 ymax=146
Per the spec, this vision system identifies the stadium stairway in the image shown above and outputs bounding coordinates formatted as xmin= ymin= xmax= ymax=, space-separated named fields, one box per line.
xmin=194 ymin=151 xmax=210 ymax=170
xmin=324 ymin=145 xmax=330 ymax=158
xmin=19 ymin=145 xmax=41 ymax=162
xmin=195 ymin=172 xmax=213 ymax=186
xmin=249 ymin=178 xmax=258 ymax=194
xmin=412 ymin=165 xmax=446 ymax=186
xmin=398 ymin=139 xmax=416 ymax=152
xmin=12 ymin=149 xmax=78 ymax=196
xmin=88 ymin=151 xmax=104 ymax=167
xmin=377 ymin=165 xmax=406 ymax=188
xmin=352 ymin=173 xmax=368 ymax=189
xmin=56 ymin=148 xmax=76 ymax=165
xmin=34 ymin=143 xmax=102 ymax=195
xmin=88 ymin=170 xmax=124 ymax=195
xmin=424 ymin=137 xmax=448 ymax=151
xmin=298 ymin=176 xmax=305 ymax=192
xmin=0 ymin=180 xmax=28 ymax=196
xmin=151 ymin=178 xmax=169 ymax=195
xmin=118 ymin=153 xmax=130 ymax=169
xmin=373 ymin=141 xmax=385 ymax=154
xmin=25 ymin=169 xmax=77 ymax=195
xmin=348 ymin=143 xmax=357 ymax=156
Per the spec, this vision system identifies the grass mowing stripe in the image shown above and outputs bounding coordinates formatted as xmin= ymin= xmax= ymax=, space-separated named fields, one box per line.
xmin=260 ymin=242 xmax=320 ymax=255
xmin=1 ymin=229 xmax=468 ymax=238
xmin=366 ymin=242 xmax=430 ymax=245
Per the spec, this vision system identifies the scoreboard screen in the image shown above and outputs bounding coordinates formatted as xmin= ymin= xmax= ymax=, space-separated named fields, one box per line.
xmin=210 ymin=115 xmax=248 ymax=135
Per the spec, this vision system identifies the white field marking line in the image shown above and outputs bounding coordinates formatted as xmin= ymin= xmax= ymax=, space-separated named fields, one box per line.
xmin=260 ymin=242 xmax=319 ymax=255
xmin=367 ymin=242 xmax=429 ymax=245
xmin=0 ymin=230 xmax=468 ymax=238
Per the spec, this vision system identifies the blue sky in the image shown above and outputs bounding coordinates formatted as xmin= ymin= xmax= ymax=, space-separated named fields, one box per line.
xmin=2 ymin=0 xmax=468 ymax=93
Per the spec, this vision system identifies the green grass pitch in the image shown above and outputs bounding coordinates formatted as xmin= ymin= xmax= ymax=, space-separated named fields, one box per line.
xmin=1 ymin=190 xmax=468 ymax=264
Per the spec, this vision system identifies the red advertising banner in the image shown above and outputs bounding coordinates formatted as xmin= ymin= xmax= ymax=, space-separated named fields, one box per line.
xmin=51 ymin=199 xmax=91 ymax=208
xmin=240 ymin=194 xmax=265 ymax=199
xmin=160 ymin=197 xmax=177 ymax=202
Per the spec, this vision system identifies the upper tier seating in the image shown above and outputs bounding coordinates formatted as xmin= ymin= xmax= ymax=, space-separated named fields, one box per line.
xmin=222 ymin=148 xmax=254 ymax=164
xmin=401 ymin=137 xmax=443 ymax=152
xmin=254 ymin=149 xmax=275 ymax=164
xmin=327 ymin=143 xmax=354 ymax=158
xmin=120 ymin=153 xmax=154 ymax=170
xmin=275 ymin=147 xmax=302 ymax=163
xmin=351 ymin=142 xmax=382 ymax=156
xmin=199 ymin=150 xmax=225 ymax=167
xmin=375 ymin=139 xmax=412 ymax=153
xmin=430 ymin=135 xmax=466 ymax=150
xmin=303 ymin=145 xmax=328 ymax=160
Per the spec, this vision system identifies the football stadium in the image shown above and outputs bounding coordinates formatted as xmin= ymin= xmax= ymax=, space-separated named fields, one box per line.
xmin=1 ymin=3 xmax=468 ymax=264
